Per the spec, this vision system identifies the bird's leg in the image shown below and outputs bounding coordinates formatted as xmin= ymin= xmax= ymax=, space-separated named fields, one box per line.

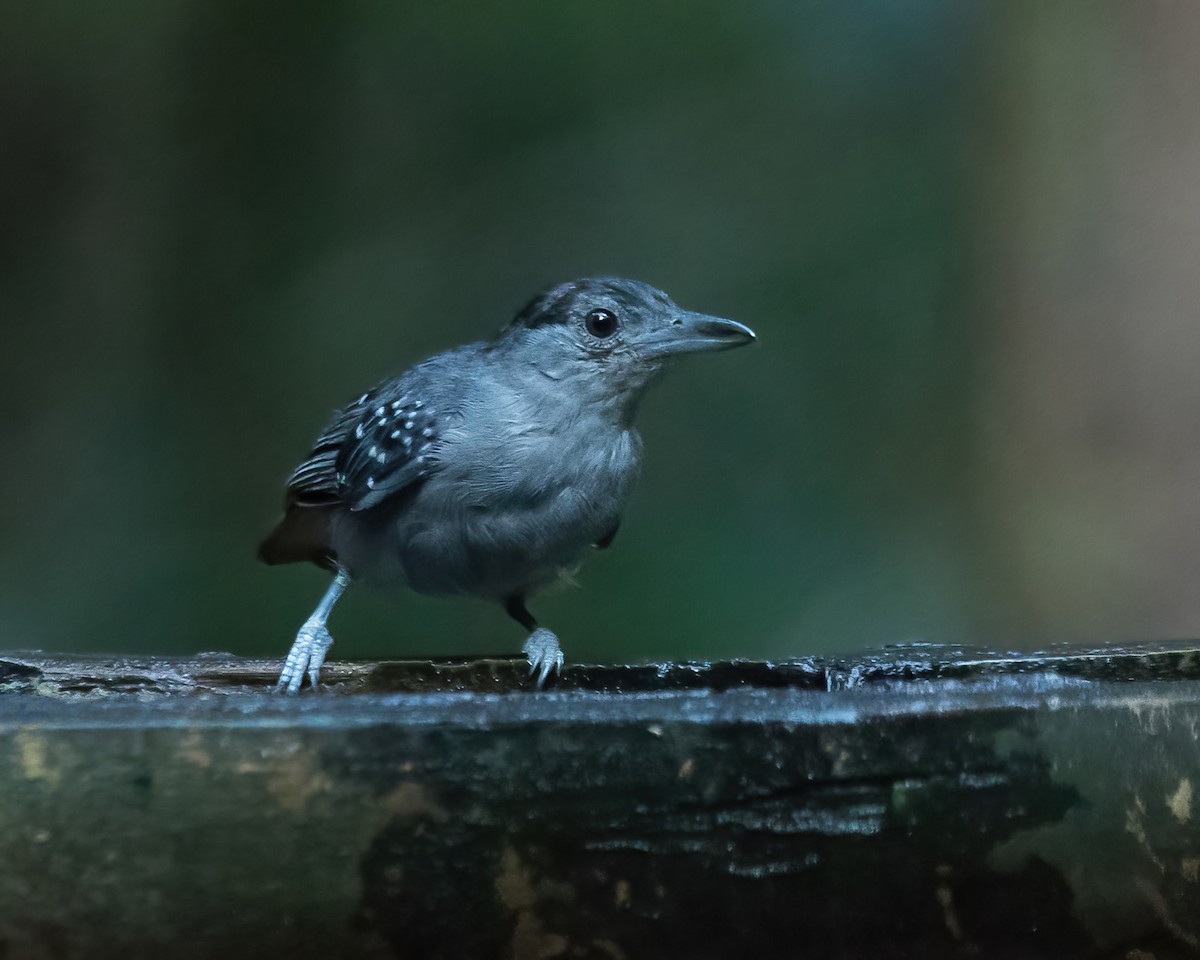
xmin=505 ymin=595 xmax=563 ymax=689
xmin=277 ymin=567 xmax=351 ymax=693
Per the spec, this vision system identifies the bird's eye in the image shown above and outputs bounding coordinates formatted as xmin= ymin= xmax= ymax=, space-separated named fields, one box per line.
xmin=585 ymin=308 xmax=619 ymax=339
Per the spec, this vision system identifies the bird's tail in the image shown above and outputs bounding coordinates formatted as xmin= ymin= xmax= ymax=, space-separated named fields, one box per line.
xmin=258 ymin=506 xmax=337 ymax=570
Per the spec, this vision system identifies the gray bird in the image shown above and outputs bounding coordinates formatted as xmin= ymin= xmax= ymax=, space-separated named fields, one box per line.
xmin=259 ymin=277 xmax=755 ymax=691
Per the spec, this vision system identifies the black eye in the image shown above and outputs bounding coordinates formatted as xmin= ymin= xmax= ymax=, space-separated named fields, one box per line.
xmin=585 ymin=308 xmax=619 ymax=339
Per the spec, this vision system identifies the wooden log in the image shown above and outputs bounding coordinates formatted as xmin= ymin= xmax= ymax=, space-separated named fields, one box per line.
xmin=1 ymin=644 xmax=1198 ymax=959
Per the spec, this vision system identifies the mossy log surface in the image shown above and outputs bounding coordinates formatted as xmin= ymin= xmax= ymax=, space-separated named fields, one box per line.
xmin=2 ymin=644 xmax=1199 ymax=959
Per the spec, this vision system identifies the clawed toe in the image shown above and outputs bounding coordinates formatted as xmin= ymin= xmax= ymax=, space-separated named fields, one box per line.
xmin=522 ymin=627 xmax=564 ymax=689
xmin=276 ymin=623 xmax=334 ymax=694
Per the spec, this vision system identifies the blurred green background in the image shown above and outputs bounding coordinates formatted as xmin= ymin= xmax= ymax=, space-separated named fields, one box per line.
xmin=3 ymin=1 xmax=1199 ymax=663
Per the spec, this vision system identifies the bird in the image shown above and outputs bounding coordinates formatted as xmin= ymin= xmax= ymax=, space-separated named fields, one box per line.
xmin=259 ymin=276 xmax=756 ymax=691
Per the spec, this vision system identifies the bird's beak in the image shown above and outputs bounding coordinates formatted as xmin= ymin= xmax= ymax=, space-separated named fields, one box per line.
xmin=638 ymin=311 xmax=757 ymax=360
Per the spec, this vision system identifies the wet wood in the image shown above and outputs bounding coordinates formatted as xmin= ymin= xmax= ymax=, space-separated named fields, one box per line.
xmin=1 ymin=643 xmax=1198 ymax=959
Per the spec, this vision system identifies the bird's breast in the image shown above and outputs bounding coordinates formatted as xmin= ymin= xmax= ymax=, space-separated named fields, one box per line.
xmin=392 ymin=418 xmax=642 ymax=599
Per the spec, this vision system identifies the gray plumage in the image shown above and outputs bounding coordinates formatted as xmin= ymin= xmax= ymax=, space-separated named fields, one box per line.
xmin=260 ymin=276 xmax=755 ymax=691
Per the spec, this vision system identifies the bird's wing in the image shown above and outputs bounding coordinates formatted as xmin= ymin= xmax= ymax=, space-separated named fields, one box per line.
xmin=285 ymin=374 xmax=444 ymax=513
xmin=284 ymin=403 xmax=364 ymax=506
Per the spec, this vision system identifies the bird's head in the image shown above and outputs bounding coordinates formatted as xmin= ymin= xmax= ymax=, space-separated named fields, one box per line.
xmin=498 ymin=277 xmax=755 ymax=407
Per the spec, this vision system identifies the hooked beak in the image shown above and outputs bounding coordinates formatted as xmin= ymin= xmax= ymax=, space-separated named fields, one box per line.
xmin=639 ymin=311 xmax=757 ymax=360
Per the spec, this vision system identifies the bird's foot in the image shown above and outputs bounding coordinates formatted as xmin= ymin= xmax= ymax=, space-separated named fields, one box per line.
xmin=277 ymin=621 xmax=334 ymax=694
xmin=523 ymin=628 xmax=564 ymax=689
